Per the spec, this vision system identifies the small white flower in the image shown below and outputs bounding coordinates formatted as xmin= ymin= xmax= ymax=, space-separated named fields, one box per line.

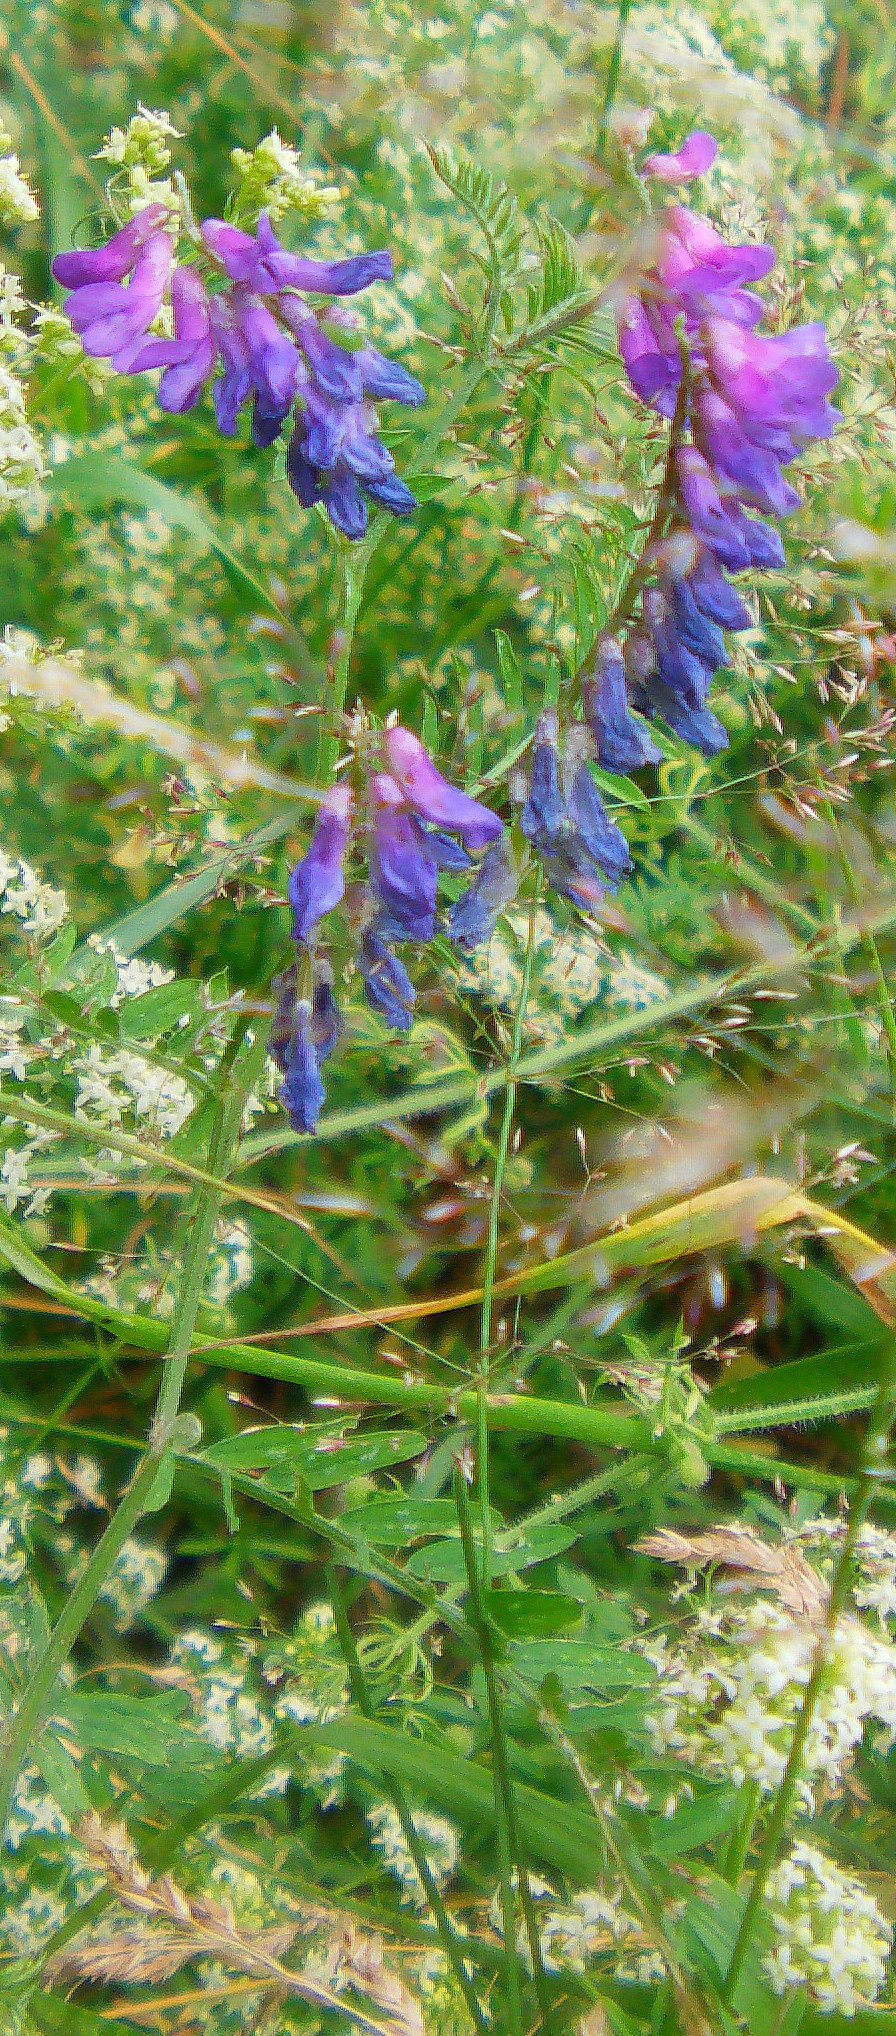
xmin=367 ymin=1803 xmax=459 ymax=1908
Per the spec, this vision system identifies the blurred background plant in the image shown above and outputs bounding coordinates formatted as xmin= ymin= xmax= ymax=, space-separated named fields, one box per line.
xmin=2 ymin=1 xmax=896 ymax=2032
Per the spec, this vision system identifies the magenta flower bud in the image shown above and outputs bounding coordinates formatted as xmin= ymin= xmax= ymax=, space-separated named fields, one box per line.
xmin=52 ymin=204 xmax=168 ymax=288
xmin=644 ymin=130 xmax=718 ymax=182
xmin=288 ymin=784 xmax=352 ymax=943
xmin=383 ymin=726 xmax=502 ymax=849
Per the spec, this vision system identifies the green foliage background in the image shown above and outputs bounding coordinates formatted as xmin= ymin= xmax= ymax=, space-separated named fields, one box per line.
xmin=1 ymin=0 xmax=896 ymax=2031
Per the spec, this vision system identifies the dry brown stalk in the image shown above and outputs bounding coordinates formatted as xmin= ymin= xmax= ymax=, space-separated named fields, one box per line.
xmin=45 ymin=1816 xmax=422 ymax=2036
xmin=635 ymin=1525 xmax=830 ymax=1617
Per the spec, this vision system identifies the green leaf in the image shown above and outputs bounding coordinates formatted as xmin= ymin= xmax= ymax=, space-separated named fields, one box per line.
xmin=405 ymin=1521 xmax=580 ymax=1582
xmin=30 ymin=1997 xmax=138 ymax=2036
xmin=483 ymin=1589 xmax=583 ymax=1638
xmin=117 ymin=981 xmax=199 ymax=1040
xmin=298 ymin=1714 xmax=607 ymax=1881
xmin=509 ymin=1637 xmax=655 ymax=1690
xmin=56 ymin=1693 xmax=203 ymax=1765
xmin=426 ymin=143 xmax=522 ymax=282
xmin=201 ymin=1427 xmax=430 ymax=1492
xmin=648 ymin=1785 xmax=743 ymax=1858
xmin=340 ymin=1496 xmax=504 ymax=1545
xmin=47 ymin=454 xmax=278 ymax=610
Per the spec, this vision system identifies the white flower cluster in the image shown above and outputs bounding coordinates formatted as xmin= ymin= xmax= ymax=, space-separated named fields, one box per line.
xmin=764 ymin=1841 xmax=892 ymax=2016
xmin=0 ymin=1126 xmax=55 ymax=1216
xmin=0 ymin=123 xmax=39 ymax=229
xmin=73 ymin=1043 xmax=195 ymax=1139
xmin=489 ymin=1872 xmax=667 ymax=1983
xmin=53 ymin=1526 xmax=168 ymax=1630
xmin=85 ymin=934 xmax=175 ymax=1008
xmin=798 ymin=1517 xmax=896 ymax=1628
xmin=256 ymin=1602 xmax=349 ymax=1805
xmin=206 ymin=1219 xmax=255 ymax=1309
xmin=0 ymin=844 xmax=67 ymax=938
xmin=366 ymin=1801 xmax=460 ymax=1909
xmin=0 ymin=362 xmax=45 ymax=507
xmin=96 ymin=103 xmax=181 ymax=214
xmin=644 ymin=1597 xmax=896 ymax=1807
xmin=230 ymin=129 xmax=340 ymax=226
xmin=169 ymin=1628 xmax=284 ymax=1782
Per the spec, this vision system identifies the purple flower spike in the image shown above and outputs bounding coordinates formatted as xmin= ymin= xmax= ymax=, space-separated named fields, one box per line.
xmin=644 ymin=130 xmax=718 ymax=182
xmin=584 ymin=639 xmax=661 ymax=773
xmin=384 ymin=726 xmax=503 ymax=849
xmin=369 ymin=773 xmax=439 ymax=941
xmin=288 ymin=784 xmax=352 ymax=944
xmin=52 ymin=204 xmax=168 ymax=288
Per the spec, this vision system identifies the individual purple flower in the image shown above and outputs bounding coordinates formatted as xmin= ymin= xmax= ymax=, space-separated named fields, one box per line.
xmin=61 ymin=229 xmax=175 ymax=363
xmin=521 ymin=714 xmax=631 ymax=909
xmin=369 ymin=773 xmax=439 ymax=941
xmin=201 ymin=211 xmax=393 ymax=297
xmin=360 ymin=925 xmax=416 ymax=1030
xmin=288 ymin=784 xmax=352 ymax=944
xmin=271 ymin=965 xmax=343 ymax=1135
xmin=583 ymin=638 xmax=661 ymax=773
xmin=448 ymin=838 xmax=518 ymax=950
xmin=643 ymin=130 xmax=718 ymax=182
xmin=119 ymin=265 xmax=217 ymax=412
xmin=384 ymin=726 xmax=504 ymax=849
xmin=52 ymin=203 xmax=168 ymax=287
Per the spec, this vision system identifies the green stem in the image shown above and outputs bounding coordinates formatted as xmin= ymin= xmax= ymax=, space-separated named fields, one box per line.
xmin=722 ymin=1328 xmax=896 ymax=2005
xmin=596 ymin=0 xmax=633 ymax=158
xmin=328 ymin=1570 xmax=491 ymax=2036
xmin=722 ymin=1779 xmax=761 ymax=1886
xmin=478 ymin=902 xmax=539 ymax=1593
xmin=456 ymin=1472 xmax=554 ymax=2036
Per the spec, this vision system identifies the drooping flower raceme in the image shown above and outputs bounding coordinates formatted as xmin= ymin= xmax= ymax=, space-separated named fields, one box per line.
xmin=52 ymin=201 xmax=425 ymax=538
xmin=601 ymin=128 xmax=838 ymax=762
xmin=273 ymin=729 xmax=510 ymax=1132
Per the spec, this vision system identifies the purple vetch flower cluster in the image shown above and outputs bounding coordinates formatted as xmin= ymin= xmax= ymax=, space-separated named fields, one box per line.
xmin=52 ymin=205 xmax=425 ymax=538
xmin=600 ymin=129 xmax=839 ymax=761
xmin=274 ymin=730 xmax=513 ymax=1131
